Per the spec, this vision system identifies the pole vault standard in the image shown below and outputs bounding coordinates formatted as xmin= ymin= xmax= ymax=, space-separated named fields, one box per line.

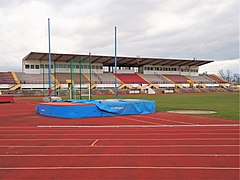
xmin=89 ymin=52 xmax=92 ymax=100
xmin=48 ymin=18 xmax=52 ymax=101
xmin=114 ymin=26 xmax=117 ymax=99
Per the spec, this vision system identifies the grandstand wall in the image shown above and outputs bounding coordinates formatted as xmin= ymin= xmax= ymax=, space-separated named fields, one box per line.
xmin=141 ymin=65 xmax=199 ymax=76
xmin=1 ymin=52 xmax=238 ymax=94
xmin=23 ymin=60 xmax=200 ymax=77
xmin=23 ymin=60 xmax=104 ymax=74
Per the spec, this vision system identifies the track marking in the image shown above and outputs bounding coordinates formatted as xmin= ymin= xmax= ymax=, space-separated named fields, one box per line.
xmin=0 ymin=145 xmax=239 ymax=148
xmin=1 ymin=126 xmax=239 ymax=130
xmin=0 ymin=154 xmax=239 ymax=157
xmin=0 ymin=138 xmax=238 ymax=141
xmin=1 ymin=133 xmax=239 ymax=136
xmin=37 ymin=124 xmax=240 ymax=128
xmin=134 ymin=115 xmax=197 ymax=125
xmin=90 ymin=139 xmax=98 ymax=147
xmin=0 ymin=167 xmax=239 ymax=170
xmin=117 ymin=116 xmax=160 ymax=125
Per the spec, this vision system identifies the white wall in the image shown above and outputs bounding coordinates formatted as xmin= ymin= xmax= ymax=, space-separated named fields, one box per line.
xmin=23 ymin=60 xmax=104 ymax=74
xmin=96 ymin=84 xmax=119 ymax=88
xmin=158 ymin=84 xmax=175 ymax=88
xmin=23 ymin=60 xmax=41 ymax=74
xmin=143 ymin=65 xmax=199 ymax=76
xmin=0 ymin=84 xmax=14 ymax=89
xmin=204 ymin=84 xmax=220 ymax=87
xmin=117 ymin=69 xmax=135 ymax=74
xmin=23 ymin=60 xmax=200 ymax=77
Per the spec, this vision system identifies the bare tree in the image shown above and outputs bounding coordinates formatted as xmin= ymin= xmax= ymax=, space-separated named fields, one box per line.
xmin=218 ymin=69 xmax=234 ymax=83
xmin=232 ymin=73 xmax=240 ymax=84
xmin=219 ymin=69 xmax=226 ymax=79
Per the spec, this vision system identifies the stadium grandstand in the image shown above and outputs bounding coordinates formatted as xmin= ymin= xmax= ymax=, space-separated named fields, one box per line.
xmin=0 ymin=52 xmax=239 ymax=96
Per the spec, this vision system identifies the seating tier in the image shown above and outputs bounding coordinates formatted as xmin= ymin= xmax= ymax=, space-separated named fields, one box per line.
xmin=114 ymin=74 xmax=148 ymax=84
xmin=0 ymin=72 xmax=15 ymax=84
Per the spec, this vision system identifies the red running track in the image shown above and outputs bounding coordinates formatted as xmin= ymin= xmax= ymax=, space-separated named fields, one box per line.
xmin=0 ymin=98 xmax=239 ymax=179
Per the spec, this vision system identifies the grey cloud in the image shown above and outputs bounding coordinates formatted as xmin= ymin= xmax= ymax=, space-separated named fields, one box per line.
xmin=0 ymin=0 xmax=239 ymax=73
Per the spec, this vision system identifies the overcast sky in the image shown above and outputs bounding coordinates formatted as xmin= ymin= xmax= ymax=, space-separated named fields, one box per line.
xmin=0 ymin=0 xmax=239 ymax=74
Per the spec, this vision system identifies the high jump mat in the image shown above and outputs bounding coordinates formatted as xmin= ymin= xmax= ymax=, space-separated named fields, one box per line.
xmin=36 ymin=99 xmax=155 ymax=118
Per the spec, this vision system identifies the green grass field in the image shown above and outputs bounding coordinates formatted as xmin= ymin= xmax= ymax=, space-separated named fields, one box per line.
xmin=23 ymin=92 xmax=239 ymax=120
xmin=93 ymin=93 xmax=239 ymax=120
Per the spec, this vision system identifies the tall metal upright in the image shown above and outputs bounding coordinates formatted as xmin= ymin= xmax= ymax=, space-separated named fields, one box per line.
xmin=42 ymin=62 xmax=45 ymax=97
xmin=79 ymin=56 xmax=82 ymax=100
xmin=89 ymin=52 xmax=92 ymax=100
xmin=48 ymin=18 xmax=52 ymax=101
xmin=53 ymin=61 xmax=57 ymax=96
xmin=114 ymin=26 xmax=117 ymax=99
xmin=70 ymin=60 xmax=74 ymax=99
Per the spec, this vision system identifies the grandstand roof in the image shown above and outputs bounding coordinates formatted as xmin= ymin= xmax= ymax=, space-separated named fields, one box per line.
xmin=23 ymin=52 xmax=213 ymax=67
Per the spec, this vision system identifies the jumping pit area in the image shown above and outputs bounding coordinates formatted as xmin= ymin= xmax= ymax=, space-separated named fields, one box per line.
xmin=36 ymin=99 xmax=155 ymax=118
xmin=0 ymin=98 xmax=239 ymax=179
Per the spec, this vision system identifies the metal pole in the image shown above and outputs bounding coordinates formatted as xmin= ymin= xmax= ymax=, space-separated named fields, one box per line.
xmin=79 ymin=56 xmax=82 ymax=100
xmin=48 ymin=18 xmax=52 ymax=101
xmin=70 ymin=60 xmax=74 ymax=99
xmin=42 ymin=62 xmax=44 ymax=97
xmin=54 ymin=61 xmax=56 ymax=96
xmin=89 ymin=52 xmax=92 ymax=100
xmin=114 ymin=26 xmax=117 ymax=99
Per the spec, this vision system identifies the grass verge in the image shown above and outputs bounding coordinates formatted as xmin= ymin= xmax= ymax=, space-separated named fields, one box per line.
xmin=93 ymin=93 xmax=239 ymax=120
xmin=21 ymin=93 xmax=239 ymax=120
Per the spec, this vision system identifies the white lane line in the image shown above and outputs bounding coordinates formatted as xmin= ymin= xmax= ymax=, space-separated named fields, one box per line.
xmin=37 ymin=124 xmax=240 ymax=128
xmin=117 ymin=116 xmax=160 ymax=125
xmin=90 ymin=140 xmax=98 ymax=147
xmin=0 ymin=145 xmax=239 ymax=148
xmin=0 ymin=139 xmax=94 ymax=141
xmin=1 ymin=127 xmax=239 ymax=130
xmin=0 ymin=154 xmax=239 ymax=157
xmin=0 ymin=167 xmax=239 ymax=170
xmin=0 ymin=132 xmax=239 ymax=137
xmin=0 ymin=138 xmax=238 ymax=141
xmin=134 ymin=115 xmax=197 ymax=125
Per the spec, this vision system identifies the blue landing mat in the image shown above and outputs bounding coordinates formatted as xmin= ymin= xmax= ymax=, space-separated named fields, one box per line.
xmin=36 ymin=99 xmax=156 ymax=118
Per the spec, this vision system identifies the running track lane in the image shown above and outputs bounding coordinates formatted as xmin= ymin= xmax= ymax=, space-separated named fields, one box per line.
xmin=0 ymin=98 xmax=239 ymax=179
xmin=0 ymin=126 xmax=239 ymax=179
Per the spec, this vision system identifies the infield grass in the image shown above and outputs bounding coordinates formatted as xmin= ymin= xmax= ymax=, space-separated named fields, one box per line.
xmin=93 ymin=93 xmax=239 ymax=120
xmin=22 ymin=92 xmax=239 ymax=120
